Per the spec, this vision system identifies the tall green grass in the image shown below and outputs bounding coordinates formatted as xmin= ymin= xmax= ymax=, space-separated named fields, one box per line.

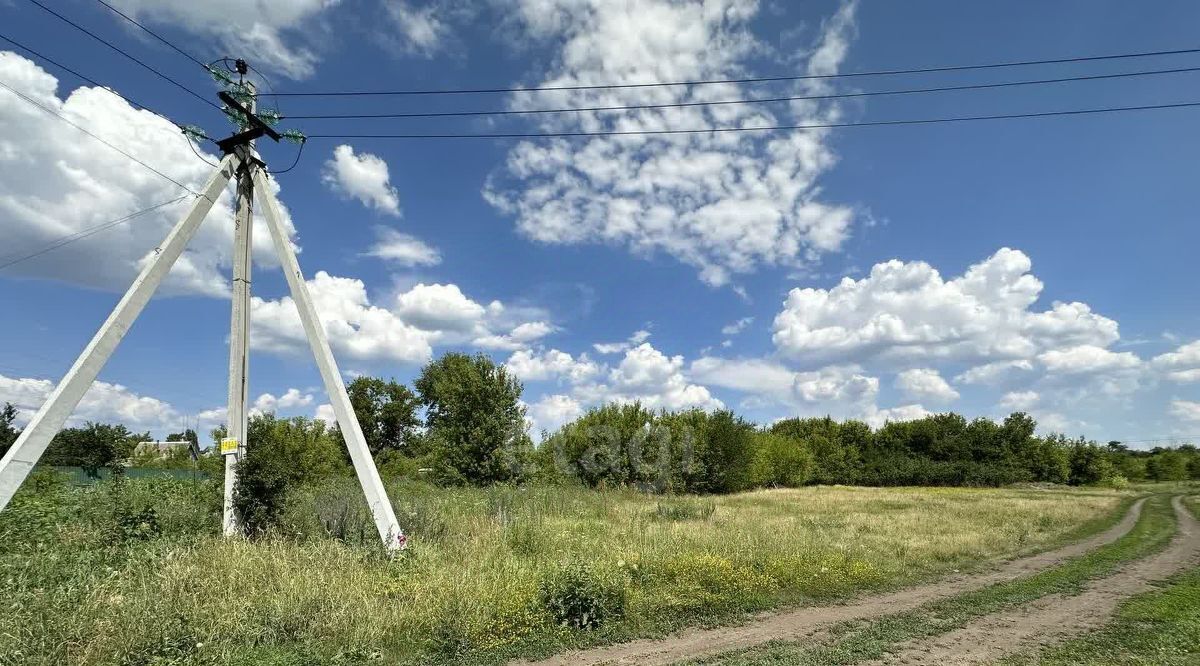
xmin=0 ymin=474 xmax=1128 ymax=665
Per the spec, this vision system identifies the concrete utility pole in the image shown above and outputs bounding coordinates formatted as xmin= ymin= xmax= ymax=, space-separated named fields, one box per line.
xmin=0 ymin=156 xmax=240 ymax=510
xmin=222 ymin=77 xmax=256 ymax=536
xmin=0 ymin=61 xmax=406 ymax=551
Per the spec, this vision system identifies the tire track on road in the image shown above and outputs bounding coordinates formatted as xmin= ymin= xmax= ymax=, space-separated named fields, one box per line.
xmin=862 ymin=495 xmax=1198 ymax=665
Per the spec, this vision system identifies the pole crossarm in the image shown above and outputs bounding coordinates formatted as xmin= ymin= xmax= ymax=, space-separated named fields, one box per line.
xmin=253 ymin=167 xmax=406 ymax=551
xmin=0 ymin=154 xmax=240 ymax=511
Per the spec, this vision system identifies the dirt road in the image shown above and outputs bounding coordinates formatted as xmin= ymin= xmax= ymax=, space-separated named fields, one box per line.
xmin=516 ymin=498 xmax=1147 ymax=666
xmin=863 ymin=495 xmax=1199 ymax=665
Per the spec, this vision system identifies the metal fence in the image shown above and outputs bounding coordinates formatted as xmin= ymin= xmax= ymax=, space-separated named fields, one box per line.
xmin=48 ymin=466 xmax=208 ymax=485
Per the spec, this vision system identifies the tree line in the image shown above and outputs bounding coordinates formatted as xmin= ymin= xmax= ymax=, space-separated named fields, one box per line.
xmin=3 ymin=352 xmax=1200 ymax=508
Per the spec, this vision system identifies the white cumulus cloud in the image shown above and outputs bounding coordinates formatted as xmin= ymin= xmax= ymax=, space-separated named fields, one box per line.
xmin=594 ymin=329 xmax=651 ymax=355
xmin=1038 ymin=345 xmax=1142 ymax=375
xmin=322 ymin=145 xmax=401 ymax=216
xmin=954 ymin=360 xmax=1035 ymax=386
xmin=525 ymin=394 xmax=584 ymax=437
xmin=0 ymin=372 xmax=178 ymax=431
xmin=251 ymin=273 xmax=554 ymax=364
xmin=721 ymin=317 xmax=754 ymax=336
xmin=365 ymin=227 xmax=441 ymax=267
xmin=1152 ymin=340 xmax=1200 ymax=383
xmin=999 ymin=390 xmax=1039 ymax=411
xmin=895 ymin=368 xmax=959 ymax=404
xmin=484 ymin=0 xmax=858 ymax=287
xmin=251 ymin=388 xmax=315 ymax=415
xmin=773 ymin=248 xmax=1120 ymax=366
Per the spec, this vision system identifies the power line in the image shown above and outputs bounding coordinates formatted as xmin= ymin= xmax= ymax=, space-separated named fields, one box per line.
xmin=303 ymin=99 xmax=1200 ymax=140
xmin=23 ymin=0 xmax=220 ymax=111
xmin=1111 ymin=437 xmax=1199 ymax=445
xmin=282 ymin=65 xmax=1200 ymax=121
xmin=90 ymin=0 xmax=207 ymax=69
xmin=0 ymin=80 xmax=200 ymax=194
xmin=0 ymin=196 xmax=192 ymax=271
xmin=0 ymin=31 xmax=187 ymax=130
xmin=263 ymin=46 xmax=1200 ymax=97
xmin=267 ymin=139 xmax=306 ymax=174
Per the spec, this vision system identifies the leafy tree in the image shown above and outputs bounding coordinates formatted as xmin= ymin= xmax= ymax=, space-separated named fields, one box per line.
xmin=415 ymin=352 xmax=532 ymax=485
xmin=0 ymin=402 xmax=19 ymax=457
xmin=347 ymin=376 xmax=421 ymax=456
xmin=233 ymin=414 xmax=349 ymax=535
xmin=539 ymin=403 xmax=656 ymax=488
xmin=1145 ymin=449 xmax=1188 ymax=481
xmin=695 ymin=410 xmax=757 ymax=493
xmin=771 ymin=417 xmax=859 ymax=484
xmin=1067 ymin=440 xmax=1119 ymax=486
xmin=42 ymin=422 xmax=140 ymax=478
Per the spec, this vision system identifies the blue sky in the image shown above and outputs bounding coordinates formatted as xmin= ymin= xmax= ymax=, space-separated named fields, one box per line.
xmin=1 ymin=0 xmax=1199 ymax=447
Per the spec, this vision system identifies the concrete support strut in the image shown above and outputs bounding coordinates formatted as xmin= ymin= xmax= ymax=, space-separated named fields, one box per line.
xmin=0 ymin=154 xmax=240 ymax=511
xmin=254 ymin=167 xmax=406 ymax=551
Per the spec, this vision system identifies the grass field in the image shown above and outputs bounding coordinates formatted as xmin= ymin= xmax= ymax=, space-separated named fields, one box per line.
xmin=0 ymin=473 xmax=1130 ymax=665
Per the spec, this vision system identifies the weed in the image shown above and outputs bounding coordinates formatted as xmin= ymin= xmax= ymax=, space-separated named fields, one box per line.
xmin=652 ymin=498 xmax=716 ymax=521
xmin=539 ymin=563 xmax=626 ymax=630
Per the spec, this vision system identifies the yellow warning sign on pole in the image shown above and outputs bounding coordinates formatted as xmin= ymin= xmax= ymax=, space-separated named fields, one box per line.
xmin=220 ymin=438 xmax=239 ymax=455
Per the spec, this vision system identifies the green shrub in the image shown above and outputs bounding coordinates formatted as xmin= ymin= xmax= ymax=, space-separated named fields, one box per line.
xmin=749 ymin=431 xmax=813 ymax=488
xmin=539 ymin=563 xmax=626 ymax=630
xmin=233 ymin=414 xmax=350 ymax=536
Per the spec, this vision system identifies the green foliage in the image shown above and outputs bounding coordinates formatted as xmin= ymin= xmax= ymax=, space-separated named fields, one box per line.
xmin=696 ymin=410 xmax=757 ymax=493
xmin=538 ymin=406 xmax=1170 ymax=491
xmin=0 ymin=401 xmax=18 ymax=456
xmin=233 ymin=414 xmax=349 ymax=536
xmin=415 ymin=352 xmax=532 ymax=485
xmin=748 ymin=431 xmax=813 ymax=488
xmin=1068 ymin=438 xmax=1120 ymax=485
xmin=1146 ymin=449 xmax=1190 ymax=481
xmin=539 ymin=403 xmax=658 ymax=488
xmin=347 ymin=376 xmax=421 ymax=456
xmin=41 ymin=422 xmax=142 ymax=478
xmin=771 ymin=417 xmax=858 ymax=484
xmin=539 ymin=563 xmax=626 ymax=630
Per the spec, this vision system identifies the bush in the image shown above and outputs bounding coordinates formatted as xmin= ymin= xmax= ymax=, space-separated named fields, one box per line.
xmin=748 ymin=432 xmax=812 ymax=488
xmin=233 ymin=415 xmax=349 ymax=536
xmin=539 ymin=563 xmax=626 ymax=630
xmin=538 ymin=403 xmax=657 ymax=489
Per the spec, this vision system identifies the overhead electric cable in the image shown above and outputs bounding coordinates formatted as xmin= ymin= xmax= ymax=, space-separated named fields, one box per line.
xmin=263 ymin=46 xmax=1200 ymax=97
xmin=302 ymin=99 xmax=1200 ymax=140
xmin=267 ymin=139 xmax=306 ymax=174
xmin=89 ymin=0 xmax=206 ymax=69
xmin=283 ymin=66 xmax=1200 ymax=120
xmin=0 ymin=79 xmax=200 ymax=194
xmin=0 ymin=195 xmax=193 ymax=271
xmin=0 ymin=31 xmax=192 ymax=130
xmin=23 ymin=0 xmax=221 ymax=111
